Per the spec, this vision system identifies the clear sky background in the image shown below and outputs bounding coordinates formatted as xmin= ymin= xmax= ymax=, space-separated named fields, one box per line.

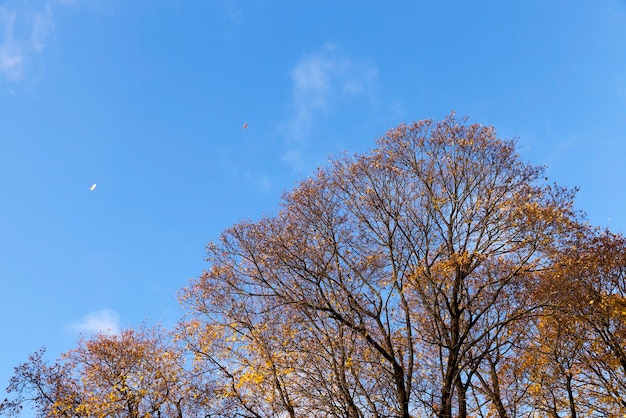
xmin=1 ymin=0 xmax=625 ymax=412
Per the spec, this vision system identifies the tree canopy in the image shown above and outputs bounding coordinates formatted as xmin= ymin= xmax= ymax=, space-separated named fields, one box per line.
xmin=4 ymin=113 xmax=626 ymax=417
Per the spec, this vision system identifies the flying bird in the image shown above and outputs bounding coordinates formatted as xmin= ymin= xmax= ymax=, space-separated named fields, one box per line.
xmin=243 ymin=123 xmax=248 ymax=131
xmin=90 ymin=184 xmax=97 ymax=191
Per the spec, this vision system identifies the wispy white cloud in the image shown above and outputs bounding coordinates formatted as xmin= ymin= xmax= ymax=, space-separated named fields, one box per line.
xmin=69 ymin=309 xmax=121 ymax=336
xmin=288 ymin=44 xmax=377 ymax=138
xmin=282 ymin=44 xmax=378 ymax=171
xmin=0 ymin=3 xmax=54 ymax=82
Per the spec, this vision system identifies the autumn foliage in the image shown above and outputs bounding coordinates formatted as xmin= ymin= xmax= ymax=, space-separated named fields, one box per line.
xmin=3 ymin=113 xmax=626 ymax=417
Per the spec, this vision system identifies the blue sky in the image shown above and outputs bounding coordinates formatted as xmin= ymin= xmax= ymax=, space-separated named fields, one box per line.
xmin=1 ymin=0 xmax=625 ymax=409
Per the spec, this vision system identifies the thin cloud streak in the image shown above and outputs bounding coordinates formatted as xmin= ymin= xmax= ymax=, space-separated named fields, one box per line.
xmin=288 ymin=44 xmax=377 ymax=140
xmin=282 ymin=44 xmax=377 ymax=171
xmin=69 ymin=309 xmax=121 ymax=336
xmin=0 ymin=3 xmax=54 ymax=82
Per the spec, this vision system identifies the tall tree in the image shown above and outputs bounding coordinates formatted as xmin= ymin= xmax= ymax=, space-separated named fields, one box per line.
xmin=0 ymin=348 xmax=80 ymax=417
xmin=538 ymin=230 xmax=626 ymax=417
xmin=1 ymin=326 xmax=208 ymax=418
xmin=181 ymin=113 xmax=580 ymax=417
